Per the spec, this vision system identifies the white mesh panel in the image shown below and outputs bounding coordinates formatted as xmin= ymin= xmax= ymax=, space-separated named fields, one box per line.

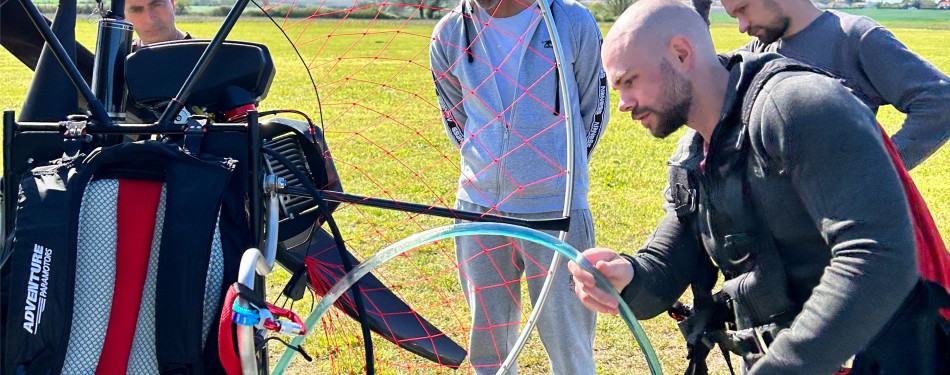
xmin=202 ymin=214 xmax=225 ymax=347
xmin=62 ymin=179 xmax=119 ymax=375
xmin=59 ymin=179 xmax=228 ymax=374
xmin=126 ymin=185 xmax=166 ymax=374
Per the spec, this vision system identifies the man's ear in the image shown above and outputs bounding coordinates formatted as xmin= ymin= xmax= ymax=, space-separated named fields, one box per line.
xmin=669 ymin=36 xmax=693 ymax=69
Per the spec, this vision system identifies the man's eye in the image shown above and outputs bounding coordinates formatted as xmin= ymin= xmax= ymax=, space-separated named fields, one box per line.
xmin=624 ymin=76 xmax=635 ymax=87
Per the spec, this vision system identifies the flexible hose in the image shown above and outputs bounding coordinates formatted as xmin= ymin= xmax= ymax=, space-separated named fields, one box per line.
xmin=271 ymin=222 xmax=663 ymax=375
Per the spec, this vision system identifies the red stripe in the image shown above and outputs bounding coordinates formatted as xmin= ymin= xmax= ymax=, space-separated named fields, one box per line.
xmin=96 ymin=179 xmax=163 ymax=375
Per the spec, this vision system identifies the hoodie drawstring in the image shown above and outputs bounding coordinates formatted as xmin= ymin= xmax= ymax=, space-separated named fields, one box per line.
xmin=462 ymin=1 xmax=559 ymax=116
xmin=553 ymin=68 xmax=559 ymax=116
xmin=463 ymin=9 xmax=475 ymax=63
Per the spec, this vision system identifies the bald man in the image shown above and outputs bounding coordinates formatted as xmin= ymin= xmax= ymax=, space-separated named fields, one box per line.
xmin=568 ymin=0 xmax=942 ymax=373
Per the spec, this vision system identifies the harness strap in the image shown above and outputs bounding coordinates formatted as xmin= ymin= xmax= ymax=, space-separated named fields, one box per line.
xmin=218 ymin=287 xmax=242 ymax=375
xmin=673 ymin=57 xmax=837 ymax=374
xmin=674 ymin=291 xmax=738 ymax=375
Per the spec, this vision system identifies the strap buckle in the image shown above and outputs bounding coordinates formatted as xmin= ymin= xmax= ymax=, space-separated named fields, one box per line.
xmin=750 ymin=323 xmax=782 ymax=355
xmin=706 ymin=322 xmax=786 ymax=365
xmin=230 ymin=284 xmax=307 ymax=337
xmin=671 ymin=183 xmax=698 ymax=217
xmin=182 ymin=116 xmax=208 ymax=156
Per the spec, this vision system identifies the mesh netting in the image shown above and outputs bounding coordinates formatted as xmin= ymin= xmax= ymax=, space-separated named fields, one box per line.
xmin=252 ymin=0 xmax=593 ymax=372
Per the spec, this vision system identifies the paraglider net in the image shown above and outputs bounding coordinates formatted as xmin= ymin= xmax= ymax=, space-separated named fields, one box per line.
xmin=250 ymin=0 xmax=578 ymax=372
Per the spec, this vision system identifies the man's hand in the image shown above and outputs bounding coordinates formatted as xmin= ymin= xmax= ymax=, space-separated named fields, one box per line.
xmin=568 ymin=248 xmax=635 ymax=315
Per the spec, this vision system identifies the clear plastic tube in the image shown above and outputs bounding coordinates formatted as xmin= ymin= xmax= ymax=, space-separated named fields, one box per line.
xmin=271 ymin=222 xmax=663 ymax=375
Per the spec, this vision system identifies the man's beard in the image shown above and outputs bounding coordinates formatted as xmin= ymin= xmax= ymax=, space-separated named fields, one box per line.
xmin=751 ymin=0 xmax=790 ymax=44
xmin=634 ymin=59 xmax=692 ymax=139
xmin=751 ymin=16 xmax=790 ymax=44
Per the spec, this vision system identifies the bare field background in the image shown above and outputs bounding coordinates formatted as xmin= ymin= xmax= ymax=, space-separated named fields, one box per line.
xmin=1 ymin=8 xmax=948 ymax=375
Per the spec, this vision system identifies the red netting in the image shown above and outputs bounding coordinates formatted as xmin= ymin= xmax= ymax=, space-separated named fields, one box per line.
xmin=250 ymin=0 xmax=593 ymax=372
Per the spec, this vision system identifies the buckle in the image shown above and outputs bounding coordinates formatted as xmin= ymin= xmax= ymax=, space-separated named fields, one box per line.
xmin=231 ymin=286 xmax=307 ymax=337
xmin=62 ymin=115 xmax=88 ymax=139
xmin=715 ymin=322 xmax=786 ymax=360
xmin=751 ymin=323 xmax=782 ymax=354
xmin=62 ymin=115 xmax=91 ymax=157
xmin=671 ymin=183 xmax=697 ymax=217
xmin=182 ymin=116 xmax=208 ymax=156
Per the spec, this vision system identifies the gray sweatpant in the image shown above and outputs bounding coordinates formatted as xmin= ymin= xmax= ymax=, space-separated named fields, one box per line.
xmin=454 ymin=200 xmax=597 ymax=375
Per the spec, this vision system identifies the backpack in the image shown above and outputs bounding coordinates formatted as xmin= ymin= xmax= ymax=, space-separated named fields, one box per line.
xmin=2 ymin=141 xmax=248 ymax=375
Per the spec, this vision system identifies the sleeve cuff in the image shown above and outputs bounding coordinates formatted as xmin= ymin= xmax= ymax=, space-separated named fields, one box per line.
xmin=618 ymin=253 xmax=639 ymax=298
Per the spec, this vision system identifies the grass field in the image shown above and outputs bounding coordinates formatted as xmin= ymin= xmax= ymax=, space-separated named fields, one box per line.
xmin=2 ymin=8 xmax=949 ymax=375
xmin=708 ymin=8 xmax=950 ymax=29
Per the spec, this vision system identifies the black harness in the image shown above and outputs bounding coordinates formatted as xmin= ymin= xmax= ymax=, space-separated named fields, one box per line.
xmin=671 ymin=56 xmax=950 ymax=375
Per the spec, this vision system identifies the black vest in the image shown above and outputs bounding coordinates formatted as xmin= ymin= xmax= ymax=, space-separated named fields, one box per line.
xmin=671 ymin=56 xmax=945 ymax=374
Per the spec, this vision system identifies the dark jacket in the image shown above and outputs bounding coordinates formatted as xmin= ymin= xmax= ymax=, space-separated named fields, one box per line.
xmin=620 ymin=52 xmax=932 ymax=374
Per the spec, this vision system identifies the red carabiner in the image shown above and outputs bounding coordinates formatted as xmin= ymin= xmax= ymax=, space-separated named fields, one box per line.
xmin=261 ymin=302 xmax=307 ymax=336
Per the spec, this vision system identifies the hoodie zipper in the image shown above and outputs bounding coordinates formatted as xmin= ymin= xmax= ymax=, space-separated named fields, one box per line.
xmin=462 ymin=1 xmax=560 ymax=116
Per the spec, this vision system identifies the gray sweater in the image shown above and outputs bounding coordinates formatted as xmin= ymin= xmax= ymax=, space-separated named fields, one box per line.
xmin=741 ymin=10 xmax=950 ymax=170
xmin=429 ymin=0 xmax=608 ymax=213
xmin=621 ymin=52 xmax=919 ymax=374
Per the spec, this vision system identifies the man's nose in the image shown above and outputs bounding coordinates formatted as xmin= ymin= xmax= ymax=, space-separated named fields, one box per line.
xmin=618 ymin=93 xmax=636 ymax=113
xmin=738 ymin=18 xmax=750 ymax=34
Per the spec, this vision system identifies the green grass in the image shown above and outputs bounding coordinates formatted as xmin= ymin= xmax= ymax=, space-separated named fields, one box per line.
xmin=830 ymin=8 xmax=950 ymax=29
xmin=2 ymin=9 xmax=949 ymax=375
xmin=709 ymin=7 xmax=950 ymax=29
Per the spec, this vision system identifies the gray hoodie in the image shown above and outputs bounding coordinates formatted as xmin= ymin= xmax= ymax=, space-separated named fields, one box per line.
xmin=429 ymin=0 xmax=608 ymax=213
